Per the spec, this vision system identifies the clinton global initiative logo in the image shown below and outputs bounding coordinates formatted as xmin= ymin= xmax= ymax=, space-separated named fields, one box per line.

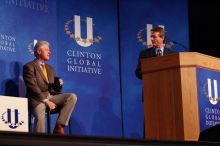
xmin=27 ymin=40 xmax=38 ymax=55
xmin=203 ymin=78 xmax=220 ymax=105
xmin=0 ymin=34 xmax=16 ymax=52
xmin=137 ymin=24 xmax=165 ymax=48
xmin=1 ymin=109 xmax=24 ymax=129
xmin=64 ymin=15 xmax=102 ymax=47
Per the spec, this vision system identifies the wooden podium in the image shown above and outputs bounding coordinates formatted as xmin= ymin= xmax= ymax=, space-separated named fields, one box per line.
xmin=141 ymin=52 xmax=220 ymax=141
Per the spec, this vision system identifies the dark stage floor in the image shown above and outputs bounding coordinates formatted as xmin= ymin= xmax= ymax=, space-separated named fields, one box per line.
xmin=0 ymin=131 xmax=220 ymax=146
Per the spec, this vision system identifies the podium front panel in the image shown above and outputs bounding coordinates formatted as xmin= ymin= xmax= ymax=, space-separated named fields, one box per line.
xmin=0 ymin=96 xmax=28 ymax=132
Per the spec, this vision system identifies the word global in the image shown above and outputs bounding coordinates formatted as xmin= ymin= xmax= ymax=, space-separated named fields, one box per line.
xmin=67 ymin=58 xmax=101 ymax=67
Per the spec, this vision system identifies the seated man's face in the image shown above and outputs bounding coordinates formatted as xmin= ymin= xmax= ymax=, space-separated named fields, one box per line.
xmin=38 ymin=45 xmax=51 ymax=61
xmin=151 ymin=31 xmax=164 ymax=49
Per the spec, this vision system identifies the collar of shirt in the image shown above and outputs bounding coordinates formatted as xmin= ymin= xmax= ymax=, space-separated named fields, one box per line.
xmin=34 ymin=59 xmax=45 ymax=69
xmin=154 ymin=46 xmax=164 ymax=55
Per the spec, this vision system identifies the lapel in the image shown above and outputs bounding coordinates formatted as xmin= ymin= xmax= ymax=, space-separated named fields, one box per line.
xmin=150 ymin=47 xmax=157 ymax=57
xmin=163 ymin=47 xmax=169 ymax=55
xmin=163 ymin=47 xmax=174 ymax=55
xmin=33 ymin=60 xmax=49 ymax=84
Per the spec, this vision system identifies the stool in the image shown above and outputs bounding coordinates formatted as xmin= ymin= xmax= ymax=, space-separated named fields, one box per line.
xmin=29 ymin=106 xmax=60 ymax=134
xmin=29 ymin=103 xmax=72 ymax=134
xmin=46 ymin=107 xmax=60 ymax=134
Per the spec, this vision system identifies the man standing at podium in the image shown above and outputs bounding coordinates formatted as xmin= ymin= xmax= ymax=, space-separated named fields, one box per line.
xmin=135 ymin=27 xmax=175 ymax=79
xmin=23 ymin=41 xmax=77 ymax=135
xmin=135 ymin=27 xmax=175 ymax=138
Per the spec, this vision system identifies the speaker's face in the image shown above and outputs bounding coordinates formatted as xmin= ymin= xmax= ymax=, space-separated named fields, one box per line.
xmin=151 ymin=31 xmax=164 ymax=49
xmin=38 ymin=44 xmax=51 ymax=62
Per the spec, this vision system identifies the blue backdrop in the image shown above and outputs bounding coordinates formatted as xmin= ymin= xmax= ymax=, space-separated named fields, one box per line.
xmin=119 ymin=0 xmax=189 ymax=138
xmin=57 ymin=0 xmax=122 ymax=137
xmin=0 ymin=0 xmax=57 ymax=97
xmin=0 ymin=0 xmax=189 ymax=138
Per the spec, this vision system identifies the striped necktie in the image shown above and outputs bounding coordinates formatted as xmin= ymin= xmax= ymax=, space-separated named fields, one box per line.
xmin=41 ymin=64 xmax=49 ymax=83
xmin=157 ymin=49 xmax=163 ymax=56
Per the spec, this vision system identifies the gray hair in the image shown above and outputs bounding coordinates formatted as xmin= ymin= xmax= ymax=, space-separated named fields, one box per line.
xmin=34 ymin=41 xmax=50 ymax=58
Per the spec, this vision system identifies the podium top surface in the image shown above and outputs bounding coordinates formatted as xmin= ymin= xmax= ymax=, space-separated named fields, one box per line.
xmin=141 ymin=52 xmax=220 ymax=73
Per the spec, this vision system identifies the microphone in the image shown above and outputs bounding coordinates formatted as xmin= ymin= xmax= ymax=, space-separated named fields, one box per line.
xmin=165 ymin=41 xmax=175 ymax=48
xmin=165 ymin=40 xmax=188 ymax=50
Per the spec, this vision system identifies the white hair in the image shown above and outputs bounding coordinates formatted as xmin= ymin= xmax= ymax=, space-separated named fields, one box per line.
xmin=34 ymin=41 xmax=50 ymax=58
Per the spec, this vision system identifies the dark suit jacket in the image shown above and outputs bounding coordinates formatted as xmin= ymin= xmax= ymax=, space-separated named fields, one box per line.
xmin=23 ymin=60 xmax=61 ymax=108
xmin=135 ymin=47 xmax=175 ymax=79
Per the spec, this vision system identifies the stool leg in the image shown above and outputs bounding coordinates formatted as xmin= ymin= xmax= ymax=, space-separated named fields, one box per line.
xmin=47 ymin=110 xmax=51 ymax=134
xmin=29 ymin=110 xmax=32 ymax=133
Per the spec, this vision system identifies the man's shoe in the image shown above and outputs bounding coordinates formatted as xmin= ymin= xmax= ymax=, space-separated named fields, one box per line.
xmin=53 ymin=124 xmax=64 ymax=135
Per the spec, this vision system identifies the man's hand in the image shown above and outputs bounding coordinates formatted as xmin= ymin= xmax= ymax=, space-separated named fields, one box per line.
xmin=45 ymin=100 xmax=57 ymax=111
xmin=59 ymin=78 xmax=63 ymax=86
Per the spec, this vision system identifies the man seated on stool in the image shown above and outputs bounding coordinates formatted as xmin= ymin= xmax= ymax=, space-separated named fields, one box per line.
xmin=23 ymin=40 xmax=77 ymax=135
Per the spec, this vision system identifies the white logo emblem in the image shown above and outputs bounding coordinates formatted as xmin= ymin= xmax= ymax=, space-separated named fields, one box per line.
xmin=204 ymin=78 xmax=219 ymax=105
xmin=137 ymin=24 xmax=164 ymax=48
xmin=64 ymin=15 xmax=102 ymax=47
xmin=27 ymin=40 xmax=38 ymax=55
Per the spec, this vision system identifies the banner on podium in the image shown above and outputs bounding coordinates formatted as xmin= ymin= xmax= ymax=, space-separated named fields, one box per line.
xmin=197 ymin=67 xmax=220 ymax=132
xmin=0 ymin=96 xmax=28 ymax=132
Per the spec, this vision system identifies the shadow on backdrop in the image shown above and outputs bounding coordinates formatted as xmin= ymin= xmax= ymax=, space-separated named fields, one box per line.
xmin=0 ymin=59 xmax=7 ymax=95
xmin=68 ymin=117 xmax=85 ymax=135
xmin=91 ymin=95 xmax=122 ymax=137
xmin=5 ymin=61 xmax=26 ymax=97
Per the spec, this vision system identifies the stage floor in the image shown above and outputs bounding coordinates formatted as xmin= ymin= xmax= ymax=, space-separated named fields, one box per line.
xmin=0 ymin=131 xmax=220 ymax=146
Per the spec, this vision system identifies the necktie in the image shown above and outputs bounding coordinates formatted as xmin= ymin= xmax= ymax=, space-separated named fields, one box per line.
xmin=41 ymin=64 xmax=49 ymax=83
xmin=157 ymin=49 xmax=162 ymax=56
